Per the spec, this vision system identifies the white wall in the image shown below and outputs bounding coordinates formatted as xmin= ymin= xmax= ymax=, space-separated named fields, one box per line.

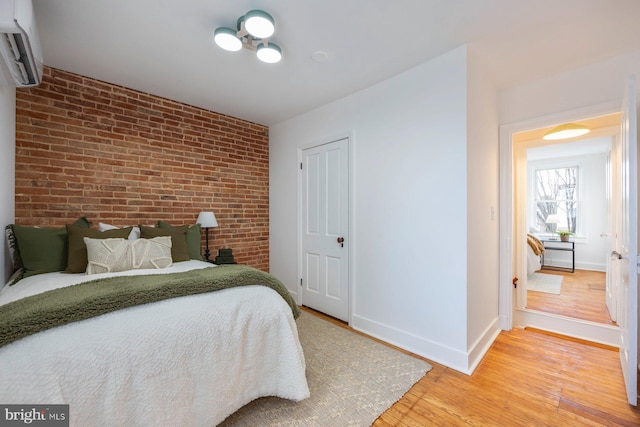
xmin=271 ymin=45 xmax=499 ymax=373
xmin=0 ymin=83 xmax=15 ymax=282
xmin=466 ymin=51 xmax=500 ymax=367
xmin=499 ymin=49 xmax=640 ymax=124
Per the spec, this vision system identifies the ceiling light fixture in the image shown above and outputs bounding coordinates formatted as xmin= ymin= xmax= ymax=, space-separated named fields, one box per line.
xmin=213 ymin=10 xmax=282 ymax=63
xmin=243 ymin=10 xmax=275 ymax=39
xmin=542 ymin=123 xmax=590 ymax=140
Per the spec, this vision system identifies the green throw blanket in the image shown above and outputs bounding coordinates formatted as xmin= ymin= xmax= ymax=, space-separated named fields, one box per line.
xmin=0 ymin=265 xmax=300 ymax=348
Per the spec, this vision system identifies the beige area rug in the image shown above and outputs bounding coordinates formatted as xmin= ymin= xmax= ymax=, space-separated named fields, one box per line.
xmin=219 ymin=311 xmax=432 ymax=426
xmin=528 ymin=272 xmax=563 ymax=294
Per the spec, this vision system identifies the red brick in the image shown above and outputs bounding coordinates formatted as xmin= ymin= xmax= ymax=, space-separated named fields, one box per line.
xmin=15 ymin=66 xmax=270 ymax=271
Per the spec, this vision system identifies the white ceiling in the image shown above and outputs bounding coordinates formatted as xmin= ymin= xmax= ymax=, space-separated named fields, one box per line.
xmin=527 ymin=136 xmax=612 ymax=161
xmin=32 ymin=0 xmax=640 ymax=125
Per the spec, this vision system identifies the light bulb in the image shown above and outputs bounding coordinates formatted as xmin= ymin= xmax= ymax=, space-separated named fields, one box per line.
xmin=214 ymin=27 xmax=242 ymax=52
xmin=257 ymin=43 xmax=282 ymax=63
xmin=244 ymin=10 xmax=275 ymax=39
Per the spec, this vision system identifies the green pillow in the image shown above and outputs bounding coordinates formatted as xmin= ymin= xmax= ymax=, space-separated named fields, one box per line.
xmin=74 ymin=216 xmax=92 ymax=228
xmin=66 ymin=225 xmax=132 ymax=273
xmin=10 ymin=225 xmax=68 ymax=278
xmin=157 ymin=221 xmax=202 ymax=260
xmin=140 ymin=225 xmax=190 ymax=262
xmin=10 ymin=217 xmax=91 ymax=278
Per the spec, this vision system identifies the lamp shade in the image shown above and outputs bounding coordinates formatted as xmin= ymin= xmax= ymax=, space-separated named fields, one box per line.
xmin=545 ymin=214 xmax=561 ymax=224
xmin=243 ymin=10 xmax=275 ymax=39
xmin=257 ymin=42 xmax=282 ymax=63
xmin=214 ymin=27 xmax=242 ymax=51
xmin=197 ymin=211 xmax=218 ymax=228
xmin=543 ymin=123 xmax=590 ymax=140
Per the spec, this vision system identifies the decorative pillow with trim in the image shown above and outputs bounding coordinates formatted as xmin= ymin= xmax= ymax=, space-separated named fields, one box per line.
xmin=130 ymin=236 xmax=172 ymax=269
xmin=140 ymin=225 xmax=189 ymax=262
xmin=84 ymin=236 xmax=172 ymax=275
xmin=5 ymin=225 xmax=26 ymax=286
xmin=156 ymin=220 xmax=202 ymax=260
xmin=6 ymin=268 xmax=25 ymax=287
xmin=5 ymin=225 xmax=21 ymax=274
xmin=84 ymin=238 xmax=132 ymax=275
xmin=66 ymin=225 xmax=133 ymax=273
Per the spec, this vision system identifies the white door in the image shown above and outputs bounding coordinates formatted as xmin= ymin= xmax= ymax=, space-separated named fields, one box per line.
xmin=300 ymin=138 xmax=349 ymax=321
xmin=606 ymin=149 xmax=618 ymax=322
xmin=618 ymin=74 xmax=638 ymax=406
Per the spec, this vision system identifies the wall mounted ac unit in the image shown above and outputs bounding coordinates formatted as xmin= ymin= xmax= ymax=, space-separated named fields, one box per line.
xmin=0 ymin=0 xmax=43 ymax=87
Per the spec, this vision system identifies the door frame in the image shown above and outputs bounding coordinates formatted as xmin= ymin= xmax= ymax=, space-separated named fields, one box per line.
xmin=499 ymin=101 xmax=622 ymax=331
xmin=297 ymin=132 xmax=354 ymax=324
xmin=605 ymin=145 xmax=620 ymax=323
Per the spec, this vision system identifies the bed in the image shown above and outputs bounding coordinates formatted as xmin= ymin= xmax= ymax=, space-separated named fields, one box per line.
xmin=527 ymin=233 xmax=544 ymax=275
xmin=0 ymin=255 xmax=310 ymax=426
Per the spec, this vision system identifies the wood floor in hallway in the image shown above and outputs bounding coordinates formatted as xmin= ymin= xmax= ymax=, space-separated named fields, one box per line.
xmin=526 ymin=269 xmax=614 ymax=324
xmin=373 ymin=326 xmax=639 ymax=426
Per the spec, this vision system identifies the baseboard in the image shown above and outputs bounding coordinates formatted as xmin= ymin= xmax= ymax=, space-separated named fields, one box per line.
xmin=351 ymin=313 xmax=474 ymax=375
xmin=467 ymin=316 xmax=501 ymax=374
xmin=514 ymin=308 xmax=619 ymax=347
xmin=287 ymin=288 xmax=299 ymax=301
xmin=575 ymin=262 xmax=606 ymax=272
xmin=541 ymin=261 xmax=605 ymax=271
xmin=499 ymin=313 xmax=511 ymax=330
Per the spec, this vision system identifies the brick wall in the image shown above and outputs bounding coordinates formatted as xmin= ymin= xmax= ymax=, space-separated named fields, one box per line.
xmin=15 ymin=67 xmax=270 ymax=270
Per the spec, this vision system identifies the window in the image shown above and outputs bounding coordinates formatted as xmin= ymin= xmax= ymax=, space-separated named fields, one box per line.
xmin=534 ymin=166 xmax=579 ymax=234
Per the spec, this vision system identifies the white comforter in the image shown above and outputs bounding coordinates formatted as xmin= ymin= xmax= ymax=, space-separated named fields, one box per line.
xmin=527 ymin=243 xmax=542 ymax=276
xmin=0 ymin=261 xmax=310 ymax=426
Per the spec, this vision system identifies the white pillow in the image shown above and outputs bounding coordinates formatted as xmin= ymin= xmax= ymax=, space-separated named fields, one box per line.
xmin=98 ymin=222 xmax=141 ymax=240
xmin=130 ymin=237 xmax=173 ymax=269
xmin=84 ymin=238 xmax=132 ymax=275
xmin=84 ymin=236 xmax=172 ymax=275
xmin=97 ymin=222 xmax=115 ymax=231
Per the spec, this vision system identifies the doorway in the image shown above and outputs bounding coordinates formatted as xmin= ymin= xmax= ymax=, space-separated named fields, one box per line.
xmin=521 ymin=132 xmax=616 ymax=326
xmin=499 ymin=78 xmax=638 ymax=406
xmin=498 ymin=107 xmax=623 ymax=346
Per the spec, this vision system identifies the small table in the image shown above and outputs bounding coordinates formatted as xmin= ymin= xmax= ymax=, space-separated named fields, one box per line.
xmin=541 ymin=239 xmax=575 ymax=273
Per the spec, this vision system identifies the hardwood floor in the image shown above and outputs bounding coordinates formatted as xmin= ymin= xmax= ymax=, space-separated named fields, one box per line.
xmin=374 ymin=328 xmax=640 ymax=426
xmin=526 ymin=269 xmax=615 ymax=324
xmin=302 ymin=308 xmax=640 ymax=426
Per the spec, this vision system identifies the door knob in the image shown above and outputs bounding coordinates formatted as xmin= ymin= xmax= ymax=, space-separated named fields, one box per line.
xmin=612 ymin=250 xmax=623 ymax=260
xmin=337 ymin=237 xmax=344 ymax=247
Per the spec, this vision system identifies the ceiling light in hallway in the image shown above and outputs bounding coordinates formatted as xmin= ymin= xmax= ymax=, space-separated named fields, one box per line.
xmin=543 ymin=123 xmax=590 ymax=140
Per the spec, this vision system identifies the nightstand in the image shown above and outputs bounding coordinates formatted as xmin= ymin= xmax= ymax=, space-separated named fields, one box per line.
xmin=541 ymin=240 xmax=575 ymax=273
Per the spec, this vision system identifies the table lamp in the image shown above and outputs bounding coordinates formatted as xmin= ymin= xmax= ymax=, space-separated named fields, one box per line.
xmin=545 ymin=214 xmax=561 ymax=238
xmin=197 ymin=211 xmax=218 ymax=261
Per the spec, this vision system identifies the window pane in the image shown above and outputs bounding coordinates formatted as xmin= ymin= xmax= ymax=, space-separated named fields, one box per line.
xmin=535 ymin=167 xmax=578 ymax=233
